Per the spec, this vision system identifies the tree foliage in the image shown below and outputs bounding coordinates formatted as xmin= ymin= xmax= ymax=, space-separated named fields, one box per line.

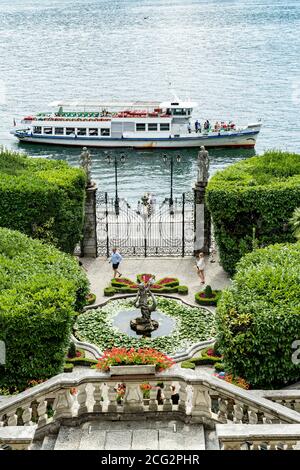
xmin=216 ymin=242 xmax=300 ymax=388
xmin=206 ymin=151 xmax=300 ymax=275
xmin=0 ymin=148 xmax=86 ymax=253
xmin=0 ymin=228 xmax=89 ymax=390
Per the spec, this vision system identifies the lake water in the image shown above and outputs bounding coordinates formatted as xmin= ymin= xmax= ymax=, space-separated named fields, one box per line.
xmin=0 ymin=0 xmax=299 ymax=202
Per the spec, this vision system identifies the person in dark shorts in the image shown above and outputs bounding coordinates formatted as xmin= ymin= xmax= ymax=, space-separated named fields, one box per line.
xmin=109 ymin=248 xmax=123 ymax=278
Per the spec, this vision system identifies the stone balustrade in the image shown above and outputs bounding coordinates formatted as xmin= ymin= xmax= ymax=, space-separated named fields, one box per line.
xmin=1 ymin=367 xmax=300 ymax=444
xmin=249 ymin=390 xmax=300 ymax=413
xmin=216 ymin=424 xmax=300 ymax=450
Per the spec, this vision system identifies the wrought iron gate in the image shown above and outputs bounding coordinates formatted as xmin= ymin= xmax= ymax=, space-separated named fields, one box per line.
xmin=96 ymin=192 xmax=195 ymax=257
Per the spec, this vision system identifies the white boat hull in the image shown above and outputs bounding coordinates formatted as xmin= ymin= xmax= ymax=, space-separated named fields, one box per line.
xmin=14 ymin=131 xmax=259 ymax=149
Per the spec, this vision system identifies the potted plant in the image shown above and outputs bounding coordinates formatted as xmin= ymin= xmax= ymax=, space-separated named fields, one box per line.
xmin=96 ymin=347 xmax=174 ymax=375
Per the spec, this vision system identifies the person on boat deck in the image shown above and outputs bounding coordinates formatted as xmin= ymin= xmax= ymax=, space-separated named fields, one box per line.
xmin=214 ymin=121 xmax=221 ymax=131
xmin=195 ymin=120 xmax=200 ymax=133
xmin=187 ymin=123 xmax=192 ymax=134
xmin=204 ymin=120 xmax=210 ymax=131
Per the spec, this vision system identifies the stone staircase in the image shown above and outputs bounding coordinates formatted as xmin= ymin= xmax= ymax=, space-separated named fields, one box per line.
xmin=30 ymin=421 xmax=212 ymax=450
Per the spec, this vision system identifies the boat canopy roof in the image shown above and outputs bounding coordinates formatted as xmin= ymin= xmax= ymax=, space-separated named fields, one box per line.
xmin=49 ymin=100 xmax=198 ymax=109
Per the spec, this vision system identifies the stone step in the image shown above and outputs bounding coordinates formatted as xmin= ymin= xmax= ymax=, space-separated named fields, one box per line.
xmin=158 ymin=424 xmax=205 ymax=450
xmin=79 ymin=427 xmax=106 ymax=450
xmin=41 ymin=435 xmax=57 ymax=450
xmin=105 ymin=430 xmax=132 ymax=450
xmin=54 ymin=426 xmax=82 ymax=450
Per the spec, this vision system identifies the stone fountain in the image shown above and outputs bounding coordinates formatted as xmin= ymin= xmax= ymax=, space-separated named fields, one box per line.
xmin=130 ymin=278 xmax=159 ymax=336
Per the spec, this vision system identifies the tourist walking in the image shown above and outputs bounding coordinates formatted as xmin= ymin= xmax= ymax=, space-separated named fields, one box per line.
xmin=109 ymin=248 xmax=123 ymax=278
xmin=196 ymin=252 xmax=205 ymax=284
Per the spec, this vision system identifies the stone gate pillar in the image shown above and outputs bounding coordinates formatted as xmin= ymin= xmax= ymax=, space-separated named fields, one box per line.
xmin=193 ymin=146 xmax=211 ymax=255
xmin=81 ymin=183 xmax=98 ymax=258
xmin=193 ymin=181 xmax=211 ymax=255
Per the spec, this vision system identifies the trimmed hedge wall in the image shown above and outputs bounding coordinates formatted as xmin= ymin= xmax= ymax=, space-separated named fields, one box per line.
xmin=0 ymin=149 xmax=86 ymax=254
xmin=0 ymin=228 xmax=89 ymax=390
xmin=216 ymin=242 xmax=300 ymax=388
xmin=206 ymin=151 xmax=300 ymax=275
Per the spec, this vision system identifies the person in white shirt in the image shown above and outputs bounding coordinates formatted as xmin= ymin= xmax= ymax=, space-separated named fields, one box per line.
xmin=196 ymin=252 xmax=205 ymax=284
xmin=109 ymin=248 xmax=123 ymax=278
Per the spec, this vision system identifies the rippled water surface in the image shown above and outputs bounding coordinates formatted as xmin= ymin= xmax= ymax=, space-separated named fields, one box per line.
xmin=0 ymin=0 xmax=299 ymax=202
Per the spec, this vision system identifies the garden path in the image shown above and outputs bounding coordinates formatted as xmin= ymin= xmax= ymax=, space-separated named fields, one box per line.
xmin=80 ymin=255 xmax=230 ymax=306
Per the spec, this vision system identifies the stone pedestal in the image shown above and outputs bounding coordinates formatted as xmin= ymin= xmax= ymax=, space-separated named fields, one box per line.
xmin=193 ymin=182 xmax=211 ymax=255
xmin=81 ymin=183 xmax=97 ymax=258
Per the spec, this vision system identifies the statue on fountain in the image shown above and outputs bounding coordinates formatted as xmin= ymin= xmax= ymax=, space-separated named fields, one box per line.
xmin=130 ymin=277 xmax=159 ymax=336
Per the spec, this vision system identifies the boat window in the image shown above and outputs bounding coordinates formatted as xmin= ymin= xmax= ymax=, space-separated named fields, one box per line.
xmin=136 ymin=123 xmax=146 ymax=132
xmin=148 ymin=123 xmax=158 ymax=131
xmin=66 ymin=127 xmax=75 ymax=135
xmin=43 ymin=127 xmax=53 ymax=135
xmin=160 ymin=123 xmax=170 ymax=131
xmin=33 ymin=126 xmax=42 ymax=134
xmin=55 ymin=127 xmax=64 ymax=135
xmin=89 ymin=128 xmax=98 ymax=136
xmin=77 ymin=128 xmax=87 ymax=136
xmin=101 ymin=128 xmax=110 ymax=136
xmin=172 ymin=108 xmax=185 ymax=116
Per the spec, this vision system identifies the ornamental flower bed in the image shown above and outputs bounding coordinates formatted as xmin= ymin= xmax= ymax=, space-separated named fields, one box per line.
xmin=96 ymin=347 xmax=175 ymax=372
xmin=74 ymin=297 xmax=215 ymax=354
xmin=108 ymin=273 xmax=184 ymax=295
xmin=214 ymin=372 xmax=250 ymax=390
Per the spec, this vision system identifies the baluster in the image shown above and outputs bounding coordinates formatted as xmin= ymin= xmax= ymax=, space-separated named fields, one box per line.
xmin=251 ymin=441 xmax=261 ymax=450
xmin=53 ymin=389 xmax=73 ymax=420
xmin=286 ymin=441 xmax=296 ymax=450
xmin=93 ymin=383 xmax=103 ymax=413
xmin=217 ymin=397 xmax=228 ymax=423
xmin=191 ymin=384 xmax=212 ymax=422
xmin=262 ymin=413 xmax=273 ymax=424
xmin=77 ymin=384 xmax=88 ymax=416
xmin=37 ymin=399 xmax=48 ymax=427
xmin=162 ymin=384 xmax=172 ymax=412
xmin=107 ymin=382 xmax=118 ymax=412
xmin=22 ymin=405 xmax=33 ymax=426
xmin=233 ymin=403 xmax=244 ymax=424
xmin=149 ymin=381 xmax=158 ymax=411
xmin=178 ymin=381 xmax=188 ymax=413
xmin=7 ymin=410 xmax=18 ymax=426
xmin=123 ymin=381 xmax=144 ymax=413
xmin=248 ymin=409 xmax=258 ymax=424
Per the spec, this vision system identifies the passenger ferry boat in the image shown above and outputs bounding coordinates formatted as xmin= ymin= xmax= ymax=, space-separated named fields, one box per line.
xmin=11 ymin=99 xmax=261 ymax=149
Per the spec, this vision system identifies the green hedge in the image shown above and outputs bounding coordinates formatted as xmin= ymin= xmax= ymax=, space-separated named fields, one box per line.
xmin=195 ymin=291 xmax=222 ymax=306
xmin=0 ymin=149 xmax=86 ymax=254
xmin=65 ymin=357 xmax=98 ymax=366
xmin=216 ymin=242 xmax=300 ymax=388
xmin=206 ymin=151 xmax=300 ymax=275
xmin=0 ymin=228 xmax=89 ymax=390
xmin=181 ymin=361 xmax=195 ymax=370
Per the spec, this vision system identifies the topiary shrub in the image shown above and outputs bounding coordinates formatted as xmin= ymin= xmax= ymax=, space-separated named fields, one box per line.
xmin=177 ymin=285 xmax=189 ymax=295
xmin=216 ymin=242 xmax=300 ymax=388
xmin=104 ymin=287 xmax=116 ymax=297
xmin=195 ymin=290 xmax=221 ymax=306
xmin=85 ymin=293 xmax=96 ymax=305
xmin=0 ymin=149 xmax=86 ymax=254
xmin=206 ymin=151 xmax=300 ymax=275
xmin=63 ymin=363 xmax=74 ymax=373
xmin=65 ymin=357 xmax=98 ymax=367
xmin=204 ymin=285 xmax=213 ymax=298
xmin=0 ymin=228 xmax=89 ymax=390
xmin=214 ymin=362 xmax=225 ymax=372
xmin=68 ymin=342 xmax=77 ymax=358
